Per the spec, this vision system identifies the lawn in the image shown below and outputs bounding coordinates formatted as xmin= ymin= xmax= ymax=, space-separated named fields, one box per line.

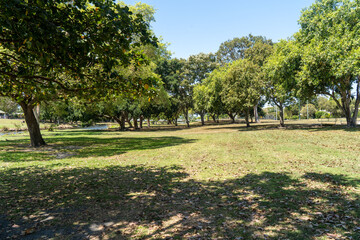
xmin=0 ymin=122 xmax=359 ymax=239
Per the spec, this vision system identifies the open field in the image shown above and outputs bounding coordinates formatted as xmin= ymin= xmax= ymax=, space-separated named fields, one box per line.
xmin=0 ymin=122 xmax=359 ymax=239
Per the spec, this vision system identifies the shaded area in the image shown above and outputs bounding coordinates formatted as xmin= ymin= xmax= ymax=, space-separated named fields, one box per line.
xmin=1 ymin=166 xmax=359 ymax=239
xmin=0 ymin=135 xmax=195 ymax=162
xmin=204 ymin=123 xmax=360 ymax=132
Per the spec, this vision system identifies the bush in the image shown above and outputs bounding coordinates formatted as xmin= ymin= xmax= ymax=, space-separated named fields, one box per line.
xmin=315 ymin=111 xmax=326 ymax=119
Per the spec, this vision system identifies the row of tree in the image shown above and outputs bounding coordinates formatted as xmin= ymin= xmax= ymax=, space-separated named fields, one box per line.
xmin=1 ymin=0 xmax=359 ymax=147
xmin=191 ymin=0 xmax=360 ymax=128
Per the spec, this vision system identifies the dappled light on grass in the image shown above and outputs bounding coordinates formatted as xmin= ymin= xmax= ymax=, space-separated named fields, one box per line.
xmin=0 ymin=124 xmax=359 ymax=239
xmin=0 ymin=134 xmax=195 ymax=163
xmin=1 ymin=166 xmax=359 ymax=239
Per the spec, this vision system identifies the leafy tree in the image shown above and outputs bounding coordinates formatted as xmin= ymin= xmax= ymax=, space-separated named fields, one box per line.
xmin=155 ymin=58 xmax=191 ymax=126
xmin=263 ymin=40 xmax=300 ymax=127
xmin=203 ymin=68 xmax=226 ymax=123
xmin=0 ymin=0 xmax=156 ymax=146
xmin=295 ymin=0 xmax=360 ymax=127
xmin=301 ymin=104 xmax=317 ymax=119
xmin=244 ymin=40 xmax=273 ymax=122
xmin=0 ymin=97 xmax=18 ymax=116
xmin=216 ymin=34 xmax=272 ymax=64
xmin=223 ymin=59 xmax=261 ymax=127
xmin=185 ymin=53 xmax=218 ymax=84
xmin=193 ymin=84 xmax=207 ymax=125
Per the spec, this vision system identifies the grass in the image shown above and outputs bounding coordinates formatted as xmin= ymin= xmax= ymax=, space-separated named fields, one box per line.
xmin=0 ymin=121 xmax=359 ymax=239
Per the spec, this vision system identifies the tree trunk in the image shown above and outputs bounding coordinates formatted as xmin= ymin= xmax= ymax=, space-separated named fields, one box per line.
xmin=211 ymin=114 xmax=217 ymax=123
xmin=147 ymin=118 xmax=151 ymax=128
xmin=113 ymin=112 xmax=126 ymax=131
xmin=34 ymin=104 xmax=40 ymax=124
xmin=113 ymin=116 xmax=123 ymax=130
xmin=133 ymin=118 xmax=139 ymax=129
xmin=20 ymin=102 xmax=46 ymax=147
xmin=350 ymin=79 xmax=360 ymax=127
xmin=279 ymin=104 xmax=285 ymax=127
xmin=120 ymin=111 xmax=126 ymax=130
xmin=174 ymin=118 xmax=178 ymax=126
xmin=228 ymin=113 xmax=235 ymax=123
xmin=184 ymin=108 xmax=190 ymax=128
xmin=245 ymin=108 xmax=250 ymax=128
xmin=139 ymin=115 xmax=143 ymax=129
xmin=254 ymin=104 xmax=259 ymax=123
xmin=200 ymin=112 xmax=205 ymax=126
xmin=126 ymin=113 xmax=133 ymax=128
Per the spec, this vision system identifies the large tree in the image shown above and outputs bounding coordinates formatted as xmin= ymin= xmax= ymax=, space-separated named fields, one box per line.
xmin=0 ymin=0 xmax=156 ymax=146
xmin=263 ymin=40 xmax=300 ymax=127
xmin=295 ymin=0 xmax=360 ymax=127
xmin=223 ymin=59 xmax=262 ymax=127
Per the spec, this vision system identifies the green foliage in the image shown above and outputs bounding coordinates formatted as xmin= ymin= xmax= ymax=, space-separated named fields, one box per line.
xmin=263 ymin=40 xmax=300 ymax=107
xmin=223 ymin=59 xmax=261 ymax=111
xmin=295 ymin=0 xmax=360 ymax=126
xmin=0 ymin=97 xmax=18 ymax=115
xmin=216 ymin=34 xmax=272 ymax=64
xmin=301 ymin=104 xmax=317 ymax=119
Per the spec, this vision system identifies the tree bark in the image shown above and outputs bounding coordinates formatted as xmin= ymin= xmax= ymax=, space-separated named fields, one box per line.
xmin=133 ymin=118 xmax=139 ymax=129
xmin=245 ymin=108 xmax=250 ymax=128
xmin=350 ymin=78 xmax=360 ymax=127
xmin=254 ymin=104 xmax=259 ymax=123
xmin=126 ymin=113 xmax=133 ymax=128
xmin=139 ymin=115 xmax=143 ymax=129
xmin=200 ymin=112 xmax=205 ymax=126
xmin=147 ymin=118 xmax=151 ymax=128
xmin=279 ymin=104 xmax=285 ymax=127
xmin=20 ymin=102 xmax=46 ymax=147
xmin=183 ymin=108 xmax=190 ymax=128
xmin=34 ymin=104 xmax=40 ymax=124
xmin=211 ymin=114 xmax=217 ymax=123
xmin=228 ymin=112 xmax=235 ymax=123
xmin=113 ymin=112 xmax=126 ymax=131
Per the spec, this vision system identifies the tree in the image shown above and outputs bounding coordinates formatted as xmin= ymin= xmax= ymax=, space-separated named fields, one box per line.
xmin=193 ymin=84 xmax=207 ymax=125
xmin=295 ymin=0 xmax=360 ymax=127
xmin=0 ymin=97 xmax=18 ymax=116
xmin=216 ymin=34 xmax=272 ymax=64
xmin=0 ymin=0 xmax=156 ymax=146
xmin=185 ymin=53 xmax=218 ymax=84
xmin=301 ymin=104 xmax=317 ymax=119
xmin=223 ymin=59 xmax=262 ymax=127
xmin=203 ymin=68 xmax=227 ymax=123
xmin=244 ymin=40 xmax=273 ymax=123
xmin=263 ymin=40 xmax=300 ymax=127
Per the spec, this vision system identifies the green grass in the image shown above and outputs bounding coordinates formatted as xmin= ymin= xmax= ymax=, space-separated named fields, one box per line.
xmin=0 ymin=121 xmax=359 ymax=239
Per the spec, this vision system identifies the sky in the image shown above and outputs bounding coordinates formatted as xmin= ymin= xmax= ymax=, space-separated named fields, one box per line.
xmin=123 ymin=0 xmax=315 ymax=59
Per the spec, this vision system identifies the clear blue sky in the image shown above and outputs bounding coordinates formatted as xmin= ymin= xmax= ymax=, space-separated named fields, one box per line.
xmin=123 ymin=0 xmax=315 ymax=59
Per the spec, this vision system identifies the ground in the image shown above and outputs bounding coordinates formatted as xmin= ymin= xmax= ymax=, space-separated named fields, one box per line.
xmin=0 ymin=121 xmax=359 ymax=239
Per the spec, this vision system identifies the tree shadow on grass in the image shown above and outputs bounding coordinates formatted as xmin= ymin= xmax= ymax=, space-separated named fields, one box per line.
xmin=204 ymin=123 xmax=360 ymax=132
xmin=0 ymin=136 xmax=196 ymax=162
xmin=1 ymin=166 xmax=359 ymax=239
